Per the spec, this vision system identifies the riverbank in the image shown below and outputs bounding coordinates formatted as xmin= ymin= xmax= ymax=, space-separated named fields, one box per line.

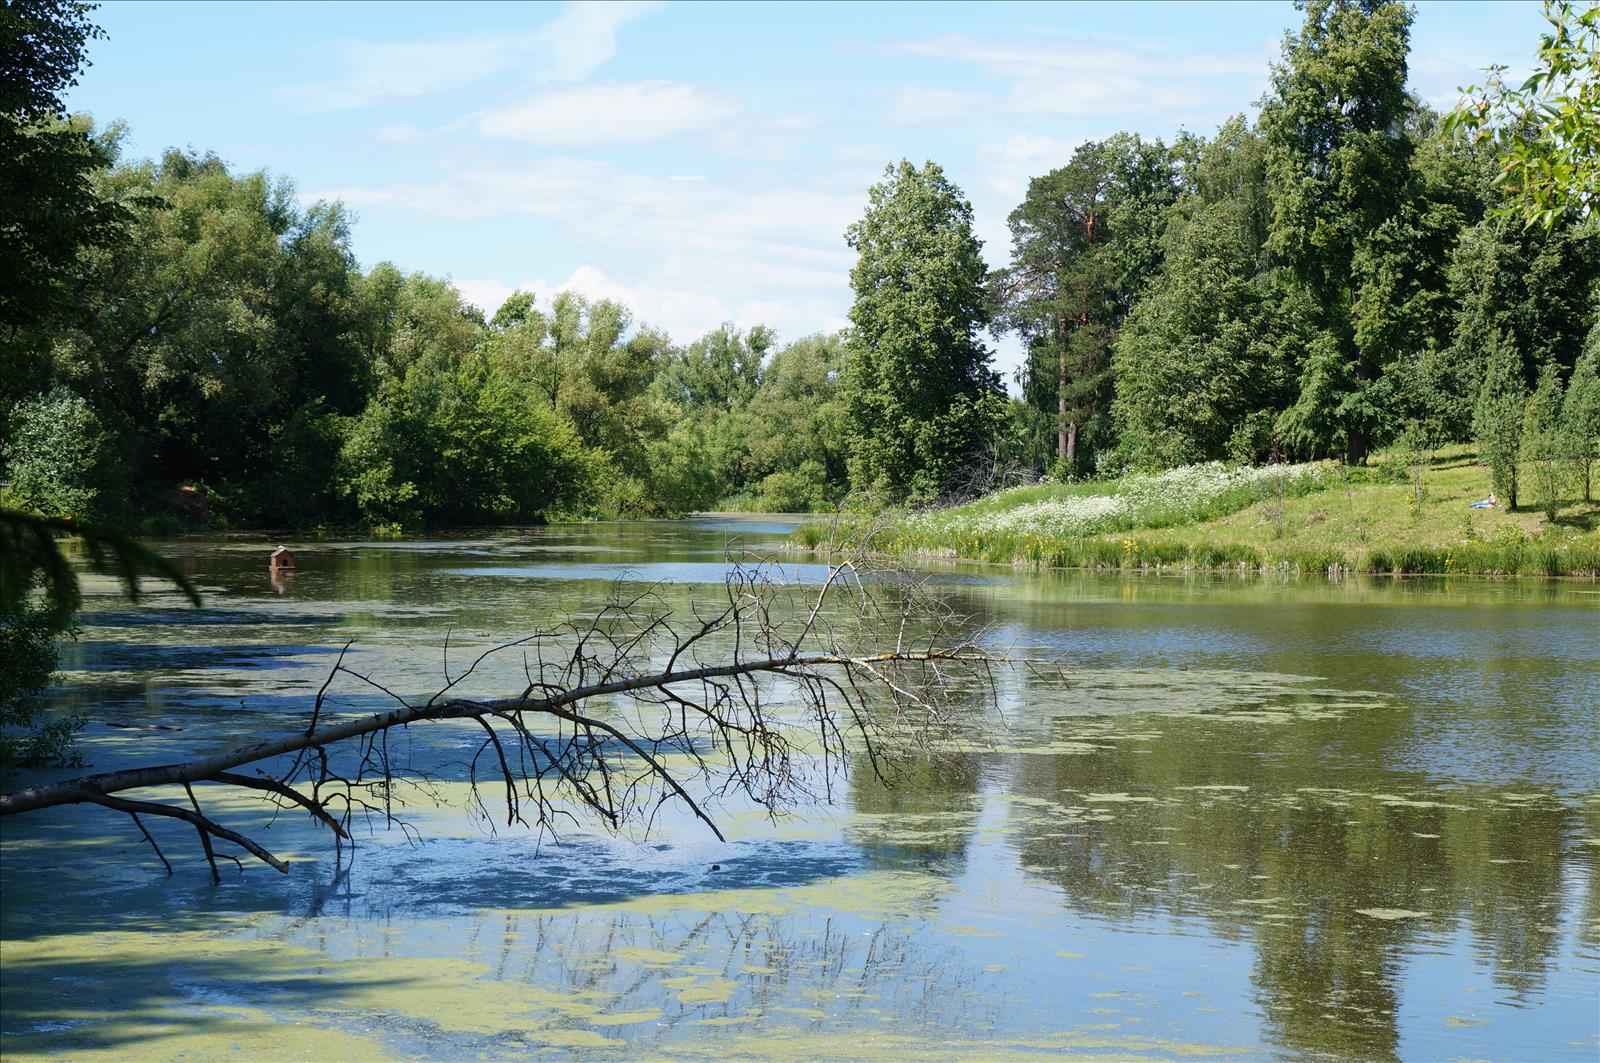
xmin=794 ymin=450 xmax=1600 ymax=577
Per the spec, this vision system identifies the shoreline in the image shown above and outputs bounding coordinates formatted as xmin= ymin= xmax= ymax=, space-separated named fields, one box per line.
xmin=791 ymin=527 xmax=1600 ymax=579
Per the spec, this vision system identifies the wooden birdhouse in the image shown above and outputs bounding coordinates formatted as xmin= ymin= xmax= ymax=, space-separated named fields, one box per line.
xmin=269 ymin=545 xmax=296 ymax=570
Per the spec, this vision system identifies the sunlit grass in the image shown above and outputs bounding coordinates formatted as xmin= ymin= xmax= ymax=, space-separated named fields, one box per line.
xmin=795 ymin=448 xmax=1600 ymax=576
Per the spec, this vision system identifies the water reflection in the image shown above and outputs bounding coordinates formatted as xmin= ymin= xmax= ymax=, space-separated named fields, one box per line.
xmin=3 ymin=523 xmax=1596 ymax=1060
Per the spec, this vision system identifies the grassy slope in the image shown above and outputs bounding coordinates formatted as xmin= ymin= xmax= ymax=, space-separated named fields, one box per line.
xmin=1126 ymin=448 xmax=1599 ymax=573
xmin=799 ymin=448 xmax=1600 ymax=576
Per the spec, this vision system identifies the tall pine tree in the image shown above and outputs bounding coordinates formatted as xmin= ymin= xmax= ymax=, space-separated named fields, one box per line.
xmin=997 ymin=135 xmax=1177 ymax=473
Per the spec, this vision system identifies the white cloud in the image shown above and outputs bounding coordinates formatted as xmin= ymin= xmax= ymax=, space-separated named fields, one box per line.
xmin=456 ymin=265 xmax=852 ymax=348
xmin=284 ymin=1 xmax=661 ymax=111
xmin=325 ymin=157 xmax=863 ymax=344
xmin=455 ymin=266 xmax=735 ymax=342
xmin=886 ymin=86 xmax=992 ymax=125
xmin=451 ymin=278 xmax=523 ymax=319
xmin=312 ymin=158 xmax=861 ymax=267
xmin=883 ymin=32 xmax=1274 ymax=125
xmin=536 ymin=1 xmax=663 ymax=81
xmin=477 ymin=81 xmax=739 ymax=146
xmin=976 ymin=133 xmax=1083 ymax=200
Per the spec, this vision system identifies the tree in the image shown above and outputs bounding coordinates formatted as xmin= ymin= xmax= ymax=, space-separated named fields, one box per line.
xmin=1261 ymin=0 xmax=1414 ymax=464
xmin=1112 ymin=119 xmax=1297 ymax=468
xmin=339 ymin=350 xmax=591 ymax=528
xmin=1446 ymin=0 xmax=1600 ymax=228
xmin=1559 ymin=320 xmax=1600 ymax=500
xmin=0 ymin=602 xmax=78 ymax=766
xmin=489 ymin=290 xmax=670 ymax=513
xmin=657 ymin=323 xmax=771 ymax=413
xmin=45 ymin=148 xmax=381 ymax=522
xmin=1277 ymin=331 xmax=1357 ymax=460
xmin=0 ymin=0 xmax=123 ymax=354
xmin=4 ymin=385 xmax=114 ymax=519
xmin=1113 ymin=202 xmax=1268 ymax=468
xmin=1439 ymin=211 xmax=1598 ymax=459
xmin=999 ymin=136 xmax=1177 ymax=473
xmin=744 ymin=333 xmax=850 ymax=491
xmin=841 ymin=161 xmax=1001 ymax=502
xmin=1354 ymin=109 xmax=1491 ymax=441
xmin=1474 ymin=330 xmax=1526 ymax=507
xmin=0 ymin=556 xmax=1045 ymax=881
xmin=1521 ymin=362 xmax=1569 ymax=520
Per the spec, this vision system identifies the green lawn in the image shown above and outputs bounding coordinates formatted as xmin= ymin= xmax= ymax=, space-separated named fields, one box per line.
xmin=796 ymin=448 xmax=1600 ymax=577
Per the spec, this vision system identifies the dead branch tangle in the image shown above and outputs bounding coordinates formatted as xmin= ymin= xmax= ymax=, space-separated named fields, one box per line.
xmin=0 ymin=555 xmax=1042 ymax=880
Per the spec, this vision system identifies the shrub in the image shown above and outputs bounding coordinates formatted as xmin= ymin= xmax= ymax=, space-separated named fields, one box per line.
xmin=756 ymin=461 xmax=832 ymax=513
xmin=4 ymin=387 xmax=116 ymax=520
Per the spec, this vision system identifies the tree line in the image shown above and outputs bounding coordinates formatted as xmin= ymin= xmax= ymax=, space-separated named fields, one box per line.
xmin=4 ymin=0 xmax=1599 ymax=531
xmin=848 ymin=1 xmax=1600 ymax=505
xmin=0 ymin=134 xmax=851 ymax=527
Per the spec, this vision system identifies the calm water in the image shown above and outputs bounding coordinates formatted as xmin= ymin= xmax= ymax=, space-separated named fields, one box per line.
xmin=1 ymin=519 xmax=1597 ymax=1061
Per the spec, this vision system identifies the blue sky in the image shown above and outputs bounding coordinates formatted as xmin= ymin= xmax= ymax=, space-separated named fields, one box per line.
xmin=71 ymin=1 xmax=1544 ymax=374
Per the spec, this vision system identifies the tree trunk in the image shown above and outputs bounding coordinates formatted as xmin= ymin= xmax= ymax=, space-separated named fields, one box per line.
xmin=1345 ymin=344 xmax=1370 ymax=466
xmin=1066 ymin=420 xmax=1078 ymax=469
xmin=1057 ymin=345 xmax=1068 ymax=462
xmin=1345 ymin=431 xmax=1368 ymax=467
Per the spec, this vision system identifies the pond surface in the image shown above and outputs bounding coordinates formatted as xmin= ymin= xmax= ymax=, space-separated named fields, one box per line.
xmin=2 ymin=519 xmax=1597 ymax=1061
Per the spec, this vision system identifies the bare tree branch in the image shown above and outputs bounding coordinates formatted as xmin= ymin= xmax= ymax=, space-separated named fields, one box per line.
xmin=1 ymin=553 xmax=1040 ymax=877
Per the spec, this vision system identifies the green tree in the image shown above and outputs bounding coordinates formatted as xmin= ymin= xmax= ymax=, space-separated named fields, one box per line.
xmin=1113 ymin=203 xmax=1270 ymax=468
xmin=657 ymin=323 xmax=771 ymax=413
xmin=1354 ymin=110 xmax=1492 ymax=440
xmin=1261 ymin=0 xmax=1414 ymax=464
xmin=45 ymin=148 xmax=383 ymax=522
xmin=841 ymin=160 xmax=1001 ymax=502
xmin=490 ymin=291 xmax=668 ymax=511
xmin=1521 ymin=362 xmax=1568 ymax=520
xmin=1440 ymin=211 xmax=1598 ymax=451
xmin=1474 ymin=330 xmax=1526 ymax=507
xmin=1446 ymin=0 xmax=1600 ymax=228
xmin=744 ymin=333 xmax=849 ymax=489
xmin=1558 ymin=320 xmax=1600 ymax=500
xmin=4 ymin=386 xmax=114 ymax=519
xmin=999 ymin=135 xmax=1177 ymax=472
xmin=363 ymin=265 xmax=485 ymax=383
xmin=0 ymin=0 xmax=124 ymax=365
xmin=339 ymin=350 xmax=590 ymax=528
xmin=1113 ymin=119 xmax=1299 ymax=468
xmin=0 ymin=604 xmax=79 ymax=766
xmin=1277 ymin=331 xmax=1357 ymax=460
xmin=0 ymin=508 xmax=199 ymax=766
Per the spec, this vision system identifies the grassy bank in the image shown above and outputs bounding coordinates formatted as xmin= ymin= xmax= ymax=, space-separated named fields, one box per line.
xmin=794 ymin=450 xmax=1600 ymax=577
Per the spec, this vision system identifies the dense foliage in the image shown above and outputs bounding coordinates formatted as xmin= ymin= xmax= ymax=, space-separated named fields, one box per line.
xmin=841 ymin=161 xmax=1003 ymax=503
xmin=0 ymin=135 xmax=852 ymax=525
xmin=2 ymin=0 xmax=1598 ymax=530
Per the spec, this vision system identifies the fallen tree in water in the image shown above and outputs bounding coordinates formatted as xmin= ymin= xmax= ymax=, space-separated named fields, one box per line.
xmin=0 ymin=554 xmax=1040 ymax=881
